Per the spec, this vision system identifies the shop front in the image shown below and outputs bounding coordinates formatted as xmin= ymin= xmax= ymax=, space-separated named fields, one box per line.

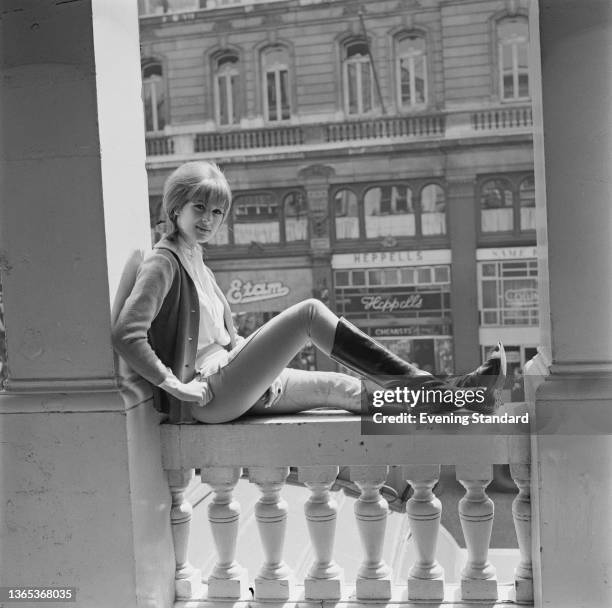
xmin=332 ymin=250 xmax=454 ymax=375
xmin=477 ymin=246 xmax=540 ymax=401
xmin=212 ymin=264 xmax=317 ymax=370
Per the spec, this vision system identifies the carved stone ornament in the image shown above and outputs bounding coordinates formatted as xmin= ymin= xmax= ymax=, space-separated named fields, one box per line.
xmin=298 ymin=164 xmax=336 ymax=181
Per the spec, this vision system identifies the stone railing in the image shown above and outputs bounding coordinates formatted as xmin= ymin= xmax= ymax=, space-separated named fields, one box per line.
xmin=160 ymin=410 xmax=533 ymax=607
xmin=145 ymin=105 xmax=533 ymax=159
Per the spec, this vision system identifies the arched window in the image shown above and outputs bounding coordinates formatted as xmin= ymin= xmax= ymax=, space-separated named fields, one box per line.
xmin=396 ymin=34 xmax=427 ymax=109
xmin=364 ymin=186 xmax=415 ymax=238
xmin=214 ymin=51 xmax=240 ymax=126
xmin=343 ymin=39 xmax=373 ymax=115
xmin=262 ymin=46 xmax=291 ymax=122
xmin=233 ymin=193 xmax=280 ymax=244
xmin=284 ymin=191 xmax=308 ymax=242
xmin=142 ymin=60 xmax=165 ymax=132
xmin=498 ymin=17 xmax=529 ymax=101
xmin=420 ymin=184 xmax=446 ymax=235
xmin=519 ymin=176 xmax=535 ymax=231
xmin=334 ymin=189 xmax=359 ymax=239
xmin=480 ymin=178 xmax=514 ymax=232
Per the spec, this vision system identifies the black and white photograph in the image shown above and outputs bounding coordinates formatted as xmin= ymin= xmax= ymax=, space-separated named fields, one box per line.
xmin=1 ymin=0 xmax=610 ymax=606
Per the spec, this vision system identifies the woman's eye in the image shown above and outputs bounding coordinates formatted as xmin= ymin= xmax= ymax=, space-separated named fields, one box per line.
xmin=194 ymin=204 xmax=205 ymax=212
xmin=213 ymin=209 xmax=223 ymax=215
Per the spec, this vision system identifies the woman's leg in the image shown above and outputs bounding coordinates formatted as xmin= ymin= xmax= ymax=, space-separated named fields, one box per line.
xmin=191 ymin=298 xmax=342 ymax=424
xmin=247 ymin=368 xmax=363 ymax=416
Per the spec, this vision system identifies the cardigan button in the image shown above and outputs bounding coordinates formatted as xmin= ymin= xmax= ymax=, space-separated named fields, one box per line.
xmin=188 ymin=337 xmax=193 ymax=341
xmin=191 ymin=309 xmax=196 ymax=313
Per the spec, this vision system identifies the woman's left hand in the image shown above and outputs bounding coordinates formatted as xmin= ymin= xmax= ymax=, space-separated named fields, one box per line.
xmin=264 ymin=375 xmax=283 ymax=408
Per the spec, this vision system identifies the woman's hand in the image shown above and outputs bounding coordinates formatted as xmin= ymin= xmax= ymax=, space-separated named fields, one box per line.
xmin=159 ymin=375 xmax=212 ymax=406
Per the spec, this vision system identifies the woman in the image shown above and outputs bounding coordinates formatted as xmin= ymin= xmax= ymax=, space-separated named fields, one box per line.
xmin=112 ymin=161 xmax=505 ymax=424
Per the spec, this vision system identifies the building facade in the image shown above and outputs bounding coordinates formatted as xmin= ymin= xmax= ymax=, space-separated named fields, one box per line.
xmin=139 ymin=0 xmax=537 ymax=398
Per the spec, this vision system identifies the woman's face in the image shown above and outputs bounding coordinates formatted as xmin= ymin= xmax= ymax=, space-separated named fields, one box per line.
xmin=176 ymin=198 xmax=226 ymax=244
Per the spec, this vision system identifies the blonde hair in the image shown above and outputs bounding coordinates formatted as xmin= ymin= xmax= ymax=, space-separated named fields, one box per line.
xmin=162 ymin=161 xmax=232 ymax=238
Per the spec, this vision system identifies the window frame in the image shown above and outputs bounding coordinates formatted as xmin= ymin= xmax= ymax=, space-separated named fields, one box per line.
xmin=261 ymin=45 xmax=292 ymax=123
xmin=494 ymin=15 xmax=530 ymax=103
xmin=141 ymin=58 xmax=167 ymax=133
xmin=330 ymin=179 xmax=449 ymax=246
xmin=213 ymin=51 xmax=241 ymax=127
xmin=206 ymin=188 xmax=309 ymax=252
xmin=342 ymin=37 xmax=375 ymax=116
xmin=477 ymin=172 xmax=536 ymax=241
xmin=395 ymin=33 xmax=428 ymax=111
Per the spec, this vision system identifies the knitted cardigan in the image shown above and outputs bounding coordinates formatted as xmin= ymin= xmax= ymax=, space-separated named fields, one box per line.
xmin=112 ymin=236 xmax=237 ymax=423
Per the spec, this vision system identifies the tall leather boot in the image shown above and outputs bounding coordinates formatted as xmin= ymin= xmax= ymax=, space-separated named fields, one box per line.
xmin=330 ymin=318 xmax=505 ymax=413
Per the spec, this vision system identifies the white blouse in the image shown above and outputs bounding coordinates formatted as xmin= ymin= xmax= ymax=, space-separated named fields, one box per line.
xmin=177 ymin=239 xmax=232 ymax=376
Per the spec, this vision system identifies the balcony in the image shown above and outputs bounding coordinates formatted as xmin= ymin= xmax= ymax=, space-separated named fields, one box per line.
xmin=161 ymin=407 xmax=532 ymax=606
xmin=145 ymin=105 xmax=533 ymax=162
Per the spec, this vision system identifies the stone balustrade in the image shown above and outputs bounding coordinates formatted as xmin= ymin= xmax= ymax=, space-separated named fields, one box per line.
xmin=145 ymin=104 xmax=532 ymax=158
xmin=161 ymin=410 xmax=533 ymax=607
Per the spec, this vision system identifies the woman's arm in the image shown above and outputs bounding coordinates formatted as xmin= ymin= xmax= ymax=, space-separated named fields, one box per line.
xmin=112 ymin=252 xmax=211 ymax=405
xmin=112 ymin=252 xmax=175 ymax=386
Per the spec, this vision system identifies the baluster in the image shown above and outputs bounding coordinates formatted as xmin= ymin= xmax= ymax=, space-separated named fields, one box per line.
xmin=350 ymin=465 xmax=391 ymax=600
xmin=298 ymin=466 xmax=344 ymax=599
xmin=200 ymin=467 xmax=249 ymax=599
xmin=167 ymin=469 xmax=203 ymax=599
xmin=405 ymin=465 xmax=444 ymax=601
xmin=249 ymin=466 xmax=294 ymax=600
xmin=510 ymin=463 xmax=533 ymax=604
xmin=456 ymin=465 xmax=497 ymax=600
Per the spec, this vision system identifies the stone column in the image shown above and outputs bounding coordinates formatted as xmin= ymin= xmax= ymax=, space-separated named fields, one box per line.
xmin=447 ymin=176 xmax=480 ymax=373
xmin=0 ymin=1 xmax=174 ymax=606
xmin=532 ymin=1 xmax=612 ymax=606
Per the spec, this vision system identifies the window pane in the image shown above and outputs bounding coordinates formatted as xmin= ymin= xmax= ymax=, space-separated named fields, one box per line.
xmin=347 ymin=63 xmax=358 ymax=114
xmin=284 ymin=191 xmax=307 ymax=241
xmin=334 ymin=189 xmax=359 ymax=239
xmin=421 ymin=184 xmax=446 ymax=236
xmin=230 ymin=74 xmax=239 ymax=123
xmin=353 ymin=270 xmax=366 ymax=285
xmin=364 ymin=186 xmax=415 ymax=238
xmin=482 ymin=281 xmax=499 ymax=308
xmin=434 ymin=266 xmax=450 ymax=283
xmin=335 ymin=271 xmax=349 ymax=287
xmin=266 ymin=71 xmax=277 ymax=121
xmin=368 ymin=270 xmax=382 ymax=286
xmin=415 ymin=56 xmax=426 ymax=104
xmin=400 ymin=268 xmax=416 ymax=284
xmin=417 ymin=268 xmax=431 ymax=284
xmin=218 ymin=76 xmax=228 ymax=125
xmin=400 ymin=61 xmax=411 ymax=105
xmin=234 ymin=193 xmax=280 ymax=244
xmin=383 ymin=269 xmax=398 ymax=285
xmin=280 ymin=69 xmax=290 ymax=120
xmin=361 ymin=61 xmax=372 ymax=113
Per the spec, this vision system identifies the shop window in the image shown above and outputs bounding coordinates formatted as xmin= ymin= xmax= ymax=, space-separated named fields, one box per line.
xmin=334 ymin=189 xmax=359 ymax=239
xmin=262 ymin=46 xmax=291 ymax=122
xmin=214 ymin=51 xmax=241 ymax=126
xmin=364 ymin=186 xmax=415 ymax=238
xmin=420 ymin=184 xmax=446 ymax=236
xmin=480 ymin=178 xmax=514 ymax=233
xmin=519 ymin=176 xmax=536 ymax=231
xmin=284 ymin=191 xmax=308 ymax=242
xmin=142 ymin=59 xmax=166 ymax=132
xmin=396 ymin=34 xmax=427 ymax=109
xmin=233 ymin=193 xmax=280 ymax=244
xmin=478 ymin=259 xmax=539 ymax=326
xmin=434 ymin=265 xmax=450 ymax=283
xmin=343 ymin=39 xmax=374 ymax=115
xmin=498 ymin=17 xmax=530 ymax=101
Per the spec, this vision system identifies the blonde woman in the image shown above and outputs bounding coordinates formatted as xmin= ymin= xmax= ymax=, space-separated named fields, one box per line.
xmin=113 ymin=161 xmax=505 ymax=424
